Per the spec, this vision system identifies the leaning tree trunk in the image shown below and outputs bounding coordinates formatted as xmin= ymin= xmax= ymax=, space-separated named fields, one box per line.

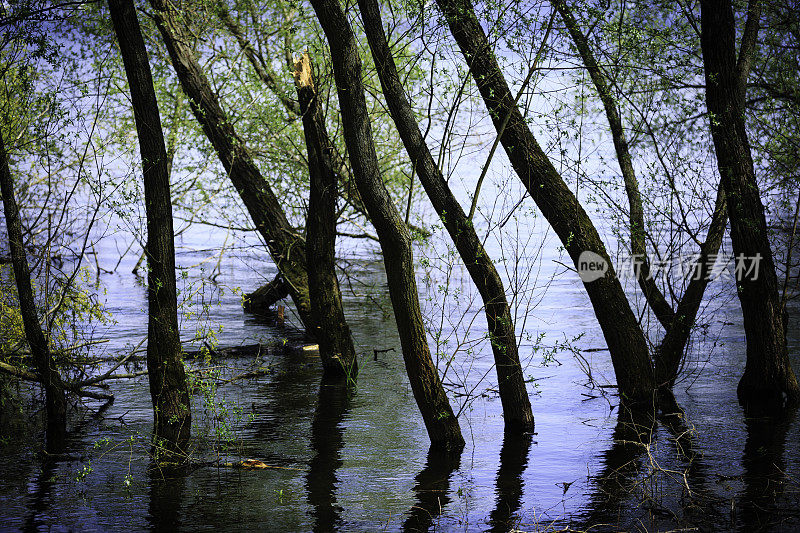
xmin=0 ymin=132 xmax=67 ymax=450
xmin=293 ymin=53 xmax=358 ymax=379
xmin=109 ymin=0 xmax=191 ymax=458
xmin=358 ymin=0 xmax=533 ymax=433
xmin=147 ymin=0 xmax=314 ymax=334
xmin=700 ymin=0 xmax=799 ymax=410
xmin=309 ymin=0 xmax=464 ymax=450
xmin=435 ymin=0 xmax=655 ymax=406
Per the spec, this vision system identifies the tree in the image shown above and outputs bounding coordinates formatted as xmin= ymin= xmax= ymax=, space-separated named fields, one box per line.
xmin=293 ymin=53 xmax=357 ymax=379
xmin=550 ymin=0 xmax=730 ymax=406
xmin=699 ymin=0 xmax=799 ymax=410
xmin=108 ymin=0 xmax=191 ymax=457
xmin=435 ymin=0 xmax=656 ymax=407
xmin=309 ymin=0 xmax=465 ymax=450
xmin=147 ymin=0 xmax=315 ymax=334
xmin=0 ymin=130 xmax=67 ymax=450
xmin=358 ymin=0 xmax=534 ymax=432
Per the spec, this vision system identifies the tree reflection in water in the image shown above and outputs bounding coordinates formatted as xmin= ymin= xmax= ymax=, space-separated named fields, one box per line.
xmin=488 ymin=432 xmax=532 ymax=532
xmin=573 ymin=408 xmax=655 ymax=531
xmin=738 ymin=407 xmax=798 ymax=532
xmin=305 ymin=376 xmax=352 ymax=532
xmin=403 ymin=447 xmax=462 ymax=532
xmin=147 ymin=463 xmax=186 ymax=532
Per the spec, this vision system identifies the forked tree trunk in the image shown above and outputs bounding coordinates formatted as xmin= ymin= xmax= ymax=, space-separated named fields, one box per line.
xmin=435 ymin=0 xmax=655 ymax=406
xmin=148 ymin=0 xmax=314 ymax=334
xmin=293 ymin=53 xmax=358 ymax=379
xmin=552 ymin=0 xmax=729 ymax=400
xmin=551 ymin=0 xmax=675 ymax=329
xmin=700 ymin=0 xmax=799 ymax=410
xmin=309 ymin=0 xmax=464 ymax=450
xmin=358 ymin=0 xmax=533 ymax=433
xmin=109 ymin=0 xmax=191 ymax=458
xmin=0 ymin=133 xmax=67 ymax=451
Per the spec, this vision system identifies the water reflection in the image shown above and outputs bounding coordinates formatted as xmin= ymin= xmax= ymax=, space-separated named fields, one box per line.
xmin=305 ymin=376 xmax=352 ymax=532
xmin=402 ymin=447 xmax=462 ymax=532
xmin=488 ymin=433 xmax=532 ymax=532
xmin=24 ymin=413 xmax=86 ymax=532
xmin=575 ymin=408 xmax=655 ymax=530
xmin=147 ymin=464 xmax=186 ymax=532
xmin=23 ymin=454 xmax=60 ymax=533
xmin=659 ymin=411 xmax=718 ymax=528
xmin=737 ymin=408 xmax=798 ymax=532
xmin=249 ymin=344 xmax=319 ymax=467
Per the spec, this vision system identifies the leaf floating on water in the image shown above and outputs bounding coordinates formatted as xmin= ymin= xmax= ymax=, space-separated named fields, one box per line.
xmin=223 ymin=459 xmax=304 ymax=471
xmin=240 ymin=459 xmax=268 ymax=469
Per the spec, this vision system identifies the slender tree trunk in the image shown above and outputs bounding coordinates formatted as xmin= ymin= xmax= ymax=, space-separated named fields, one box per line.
xmin=656 ymin=187 xmax=727 ymax=392
xmin=293 ymin=53 xmax=357 ymax=379
xmin=309 ymin=0 xmax=464 ymax=450
xmin=552 ymin=0 xmax=674 ymax=328
xmin=358 ymin=0 xmax=533 ymax=433
xmin=109 ymin=0 xmax=191 ymax=458
xmin=0 ymin=133 xmax=67 ymax=450
xmin=700 ymin=0 xmax=799 ymax=410
xmin=147 ymin=0 xmax=314 ymax=334
xmin=435 ymin=0 xmax=655 ymax=406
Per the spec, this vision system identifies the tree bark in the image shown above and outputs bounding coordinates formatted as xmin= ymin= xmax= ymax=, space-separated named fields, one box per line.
xmin=309 ymin=0 xmax=464 ymax=450
xmin=109 ymin=0 xmax=191 ymax=458
xmin=243 ymin=273 xmax=289 ymax=313
xmin=293 ymin=53 xmax=358 ymax=379
xmin=435 ymin=0 xmax=655 ymax=406
xmin=358 ymin=0 xmax=533 ymax=433
xmin=700 ymin=0 xmax=799 ymax=410
xmin=0 ymin=132 xmax=67 ymax=450
xmin=147 ymin=0 xmax=314 ymax=334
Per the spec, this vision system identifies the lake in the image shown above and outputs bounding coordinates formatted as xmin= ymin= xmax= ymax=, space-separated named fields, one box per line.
xmin=1 ymin=176 xmax=799 ymax=532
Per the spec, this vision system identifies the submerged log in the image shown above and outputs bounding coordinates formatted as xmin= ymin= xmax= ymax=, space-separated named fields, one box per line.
xmin=243 ymin=275 xmax=290 ymax=314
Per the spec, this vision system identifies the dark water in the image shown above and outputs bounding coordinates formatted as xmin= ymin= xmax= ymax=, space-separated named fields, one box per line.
xmin=1 ymin=203 xmax=799 ymax=532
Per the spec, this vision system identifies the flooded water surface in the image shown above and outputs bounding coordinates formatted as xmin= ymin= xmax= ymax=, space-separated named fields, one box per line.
xmin=1 ymin=208 xmax=799 ymax=532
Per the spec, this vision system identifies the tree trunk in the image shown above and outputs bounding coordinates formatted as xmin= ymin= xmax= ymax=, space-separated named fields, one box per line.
xmin=435 ymin=0 xmax=655 ymax=406
xmin=700 ymin=0 xmax=799 ymax=410
xmin=109 ymin=0 xmax=191 ymax=458
xmin=147 ymin=0 xmax=314 ymax=334
xmin=243 ymin=273 xmax=289 ymax=314
xmin=0 ymin=133 xmax=67 ymax=451
xmin=309 ymin=0 xmax=464 ymax=450
xmin=358 ymin=0 xmax=533 ymax=433
xmin=293 ymin=53 xmax=358 ymax=379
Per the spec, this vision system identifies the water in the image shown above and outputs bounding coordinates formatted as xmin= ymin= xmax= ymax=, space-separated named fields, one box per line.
xmin=1 ymin=197 xmax=799 ymax=532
